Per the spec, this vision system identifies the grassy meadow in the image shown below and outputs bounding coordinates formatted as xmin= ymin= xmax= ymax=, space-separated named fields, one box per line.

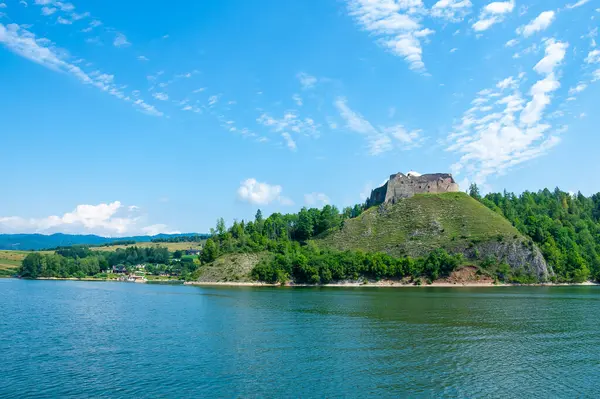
xmin=0 ymin=250 xmax=35 ymax=276
xmin=90 ymin=241 xmax=204 ymax=252
xmin=318 ymin=192 xmax=521 ymax=257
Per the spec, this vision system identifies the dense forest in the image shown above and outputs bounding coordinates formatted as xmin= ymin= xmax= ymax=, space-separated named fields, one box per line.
xmin=469 ymin=185 xmax=600 ymax=282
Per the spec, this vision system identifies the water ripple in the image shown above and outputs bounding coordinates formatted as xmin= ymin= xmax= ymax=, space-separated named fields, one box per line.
xmin=1 ymin=281 xmax=599 ymax=398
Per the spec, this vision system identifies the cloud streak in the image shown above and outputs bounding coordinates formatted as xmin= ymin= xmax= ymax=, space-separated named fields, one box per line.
xmin=335 ymin=97 xmax=423 ymax=155
xmin=0 ymin=23 xmax=162 ymax=116
xmin=516 ymin=11 xmax=555 ymax=38
xmin=345 ymin=0 xmax=432 ymax=73
xmin=445 ymin=39 xmax=568 ymax=185
xmin=472 ymin=1 xmax=515 ymax=32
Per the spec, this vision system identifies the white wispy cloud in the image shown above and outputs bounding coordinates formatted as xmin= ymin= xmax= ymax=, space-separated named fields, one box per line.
xmin=292 ymin=93 xmax=303 ymax=106
xmin=0 ymin=23 xmax=162 ymax=117
xmin=533 ymin=39 xmax=568 ymax=75
xmin=82 ymin=19 xmax=102 ymax=32
xmin=521 ymin=39 xmax=567 ymax=126
xmin=445 ymin=39 xmax=568 ymax=186
xmin=431 ymin=0 xmax=472 ymax=22
xmin=90 ymin=20 xmax=102 ymax=27
xmin=257 ymin=111 xmax=320 ymax=140
xmin=237 ymin=178 xmax=293 ymax=206
xmin=568 ymin=83 xmax=587 ymax=96
xmin=473 ymin=0 xmax=515 ymax=32
xmin=208 ymin=95 xmax=219 ymax=106
xmin=566 ymin=0 xmax=591 ymax=9
xmin=297 ymin=72 xmax=317 ymax=89
xmin=586 ymin=49 xmax=600 ymax=82
xmin=0 ymin=201 xmax=178 ymax=236
xmin=71 ymin=11 xmax=89 ymax=21
xmin=35 ymin=1 xmax=95 ymax=28
xmin=41 ymin=6 xmax=56 ymax=15
xmin=345 ymin=0 xmax=431 ymax=73
xmin=137 ymin=55 xmax=149 ymax=61
xmin=281 ymin=132 xmax=297 ymax=151
xmin=335 ymin=97 xmax=423 ymax=155
xmin=304 ymin=192 xmax=330 ymax=206
xmin=516 ymin=11 xmax=555 ymax=37
xmin=586 ymin=49 xmax=600 ymax=64
xmin=153 ymin=92 xmax=168 ymax=101
xmin=57 ymin=16 xmax=72 ymax=24
xmin=113 ymin=32 xmax=130 ymax=47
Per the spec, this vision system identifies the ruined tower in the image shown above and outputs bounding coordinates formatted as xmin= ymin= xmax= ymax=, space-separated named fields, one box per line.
xmin=367 ymin=172 xmax=459 ymax=206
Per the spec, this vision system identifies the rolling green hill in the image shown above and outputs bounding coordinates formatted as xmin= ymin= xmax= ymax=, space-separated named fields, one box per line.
xmin=317 ymin=192 xmax=551 ymax=280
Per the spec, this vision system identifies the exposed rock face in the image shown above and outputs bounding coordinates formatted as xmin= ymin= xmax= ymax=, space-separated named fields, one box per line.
xmin=466 ymin=241 xmax=553 ymax=281
xmin=368 ymin=172 xmax=459 ymax=206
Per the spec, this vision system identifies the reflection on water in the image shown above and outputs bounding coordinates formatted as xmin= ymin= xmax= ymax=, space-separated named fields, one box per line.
xmin=1 ymin=280 xmax=599 ymax=398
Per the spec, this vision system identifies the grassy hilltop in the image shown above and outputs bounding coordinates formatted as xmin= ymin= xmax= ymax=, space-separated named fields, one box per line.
xmin=319 ymin=192 xmax=517 ymax=256
xmin=317 ymin=192 xmax=549 ymax=279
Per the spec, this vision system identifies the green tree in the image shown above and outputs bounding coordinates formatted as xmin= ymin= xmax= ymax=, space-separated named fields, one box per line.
xmin=200 ymin=238 xmax=219 ymax=264
xmin=469 ymin=183 xmax=481 ymax=200
xmin=216 ymin=218 xmax=226 ymax=236
xmin=20 ymin=253 xmax=44 ymax=278
xmin=295 ymin=208 xmax=314 ymax=241
xmin=255 ymin=209 xmax=263 ymax=223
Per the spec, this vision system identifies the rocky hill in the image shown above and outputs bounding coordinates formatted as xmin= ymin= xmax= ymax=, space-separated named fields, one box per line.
xmin=318 ymin=192 xmax=552 ymax=280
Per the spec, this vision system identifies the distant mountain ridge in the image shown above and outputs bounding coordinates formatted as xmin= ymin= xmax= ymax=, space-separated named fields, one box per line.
xmin=0 ymin=233 xmax=205 ymax=251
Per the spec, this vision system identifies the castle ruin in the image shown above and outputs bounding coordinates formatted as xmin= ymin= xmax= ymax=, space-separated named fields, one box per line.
xmin=367 ymin=172 xmax=459 ymax=206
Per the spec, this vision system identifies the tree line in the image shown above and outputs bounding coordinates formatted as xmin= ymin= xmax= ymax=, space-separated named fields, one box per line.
xmin=469 ymin=184 xmax=600 ymax=282
xmin=252 ymin=244 xmax=467 ymax=284
xmin=200 ymin=205 xmax=365 ymax=264
xmin=151 ymin=234 xmax=210 ymax=243
xmin=19 ymin=245 xmax=199 ymax=279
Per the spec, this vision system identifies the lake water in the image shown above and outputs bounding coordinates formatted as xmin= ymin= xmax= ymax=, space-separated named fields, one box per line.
xmin=1 ymin=279 xmax=599 ymax=398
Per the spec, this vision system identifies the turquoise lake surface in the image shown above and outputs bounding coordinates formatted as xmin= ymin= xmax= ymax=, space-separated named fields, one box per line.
xmin=1 ymin=279 xmax=599 ymax=398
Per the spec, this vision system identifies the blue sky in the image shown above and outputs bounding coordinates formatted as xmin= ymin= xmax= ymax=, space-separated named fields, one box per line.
xmin=1 ymin=0 xmax=599 ymax=236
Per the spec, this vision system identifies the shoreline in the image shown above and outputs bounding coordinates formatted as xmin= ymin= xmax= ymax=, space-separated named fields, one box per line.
xmin=4 ymin=276 xmax=185 ymax=284
xmin=4 ymin=276 xmax=599 ymax=288
xmin=184 ymin=280 xmax=600 ymax=288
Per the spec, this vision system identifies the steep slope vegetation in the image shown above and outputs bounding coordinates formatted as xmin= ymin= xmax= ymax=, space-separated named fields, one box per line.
xmin=194 ymin=253 xmax=267 ymax=282
xmin=318 ymin=192 xmax=551 ymax=280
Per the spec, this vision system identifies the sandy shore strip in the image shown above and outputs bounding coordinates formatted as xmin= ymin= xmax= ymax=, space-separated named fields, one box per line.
xmin=184 ymin=280 xmax=600 ymax=288
xmin=184 ymin=281 xmax=278 ymax=287
xmin=9 ymin=277 xmax=599 ymax=287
